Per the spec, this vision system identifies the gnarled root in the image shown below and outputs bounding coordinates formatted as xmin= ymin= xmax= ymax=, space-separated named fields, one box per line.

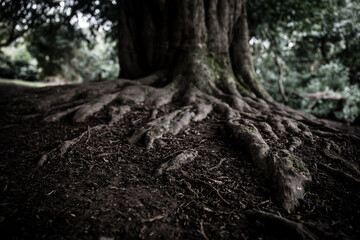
xmin=34 ymin=68 xmax=359 ymax=213
xmin=319 ymin=163 xmax=360 ymax=187
xmin=38 ymin=105 xmax=131 ymax=167
xmin=73 ymin=93 xmax=119 ymax=122
xmin=247 ymin=210 xmax=318 ymax=240
xmin=227 ymin=119 xmax=311 ymax=211
xmin=156 ymin=150 xmax=198 ymax=175
xmin=38 ymin=124 xmax=107 ymax=167
xmin=129 ymin=107 xmax=194 ymax=149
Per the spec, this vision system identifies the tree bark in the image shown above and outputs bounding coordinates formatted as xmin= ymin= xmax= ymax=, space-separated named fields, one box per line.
xmin=117 ymin=0 xmax=271 ymax=100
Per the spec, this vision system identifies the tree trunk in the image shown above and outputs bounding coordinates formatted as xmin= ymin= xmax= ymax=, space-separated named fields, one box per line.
xmin=117 ymin=0 xmax=271 ymax=101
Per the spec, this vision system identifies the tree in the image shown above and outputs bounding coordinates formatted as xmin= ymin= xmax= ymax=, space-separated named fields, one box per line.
xmin=26 ymin=22 xmax=82 ymax=80
xmin=26 ymin=1 xmax=359 ymax=236
xmin=250 ymin=0 xmax=360 ymax=121
xmin=0 ymin=0 xmax=63 ymax=47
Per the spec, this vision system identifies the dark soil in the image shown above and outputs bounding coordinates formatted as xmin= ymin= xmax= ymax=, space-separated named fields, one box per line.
xmin=0 ymin=84 xmax=359 ymax=239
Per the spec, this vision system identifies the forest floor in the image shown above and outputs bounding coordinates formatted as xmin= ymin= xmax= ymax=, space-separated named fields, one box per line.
xmin=0 ymin=83 xmax=359 ymax=240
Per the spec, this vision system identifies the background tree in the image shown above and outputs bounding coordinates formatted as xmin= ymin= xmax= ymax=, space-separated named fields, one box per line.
xmin=0 ymin=1 xmax=119 ymax=83
xmin=251 ymin=0 xmax=360 ymax=121
xmin=26 ymin=22 xmax=82 ymax=80
xmin=0 ymin=0 xmax=63 ymax=47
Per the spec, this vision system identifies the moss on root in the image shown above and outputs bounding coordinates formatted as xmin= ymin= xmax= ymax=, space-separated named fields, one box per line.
xmin=174 ymin=48 xmax=252 ymax=97
xmin=288 ymin=154 xmax=308 ymax=173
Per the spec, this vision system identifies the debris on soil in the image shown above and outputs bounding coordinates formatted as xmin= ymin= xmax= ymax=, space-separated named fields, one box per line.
xmin=0 ymin=84 xmax=359 ymax=239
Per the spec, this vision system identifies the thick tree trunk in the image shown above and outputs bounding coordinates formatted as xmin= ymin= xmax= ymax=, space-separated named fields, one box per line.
xmin=117 ymin=0 xmax=271 ymax=100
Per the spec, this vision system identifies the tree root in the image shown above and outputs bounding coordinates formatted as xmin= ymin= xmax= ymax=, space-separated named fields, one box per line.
xmin=227 ymin=119 xmax=311 ymax=211
xmin=38 ymin=104 xmax=131 ymax=167
xmin=319 ymin=163 xmax=360 ymax=187
xmin=129 ymin=107 xmax=196 ymax=149
xmin=156 ymin=150 xmax=198 ymax=175
xmin=34 ymin=69 xmax=360 ymax=212
xmin=323 ymin=149 xmax=360 ymax=177
xmin=38 ymin=124 xmax=107 ymax=167
xmin=73 ymin=93 xmax=119 ymax=122
xmin=247 ymin=210 xmax=318 ymax=240
xmin=44 ymin=105 xmax=83 ymax=122
xmin=108 ymin=105 xmax=131 ymax=125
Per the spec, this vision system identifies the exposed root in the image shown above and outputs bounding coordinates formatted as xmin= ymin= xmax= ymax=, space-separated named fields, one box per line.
xmin=247 ymin=210 xmax=318 ymax=240
xmin=136 ymin=70 xmax=167 ymax=85
xmin=257 ymin=122 xmax=279 ymax=141
xmin=193 ymin=103 xmax=213 ymax=122
xmin=129 ymin=107 xmax=196 ymax=149
xmin=156 ymin=150 xmax=198 ymax=175
xmin=319 ymin=163 xmax=360 ymax=187
xmin=227 ymin=119 xmax=311 ymax=211
xmin=38 ymin=124 xmax=107 ymax=167
xmin=289 ymin=137 xmax=302 ymax=152
xmin=39 ymin=74 xmax=166 ymax=123
xmin=108 ymin=105 xmax=131 ymax=125
xmin=323 ymin=149 xmax=360 ymax=177
xmin=34 ymin=68 xmax=360 ymax=213
xmin=117 ymin=83 xmax=176 ymax=108
xmin=38 ymin=103 xmax=131 ymax=167
xmin=43 ymin=105 xmax=82 ymax=123
xmin=73 ymin=93 xmax=119 ymax=123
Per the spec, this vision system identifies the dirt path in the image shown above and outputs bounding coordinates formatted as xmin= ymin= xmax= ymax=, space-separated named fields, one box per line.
xmin=0 ymin=84 xmax=359 ymax=239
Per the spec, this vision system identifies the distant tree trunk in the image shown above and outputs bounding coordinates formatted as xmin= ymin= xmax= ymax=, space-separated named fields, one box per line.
xmin=117 ymin=0 xmax=272 ymax=101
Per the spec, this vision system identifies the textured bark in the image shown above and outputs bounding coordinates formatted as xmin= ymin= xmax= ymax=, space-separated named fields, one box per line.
xmin=117 ymin=0 xmax=270 ymax=100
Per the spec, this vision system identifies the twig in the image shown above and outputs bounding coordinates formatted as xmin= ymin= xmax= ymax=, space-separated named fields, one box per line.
xmin=142 ymin=215 xmax=165 ymax=223
xmin=185 ymin=181 xmax=198 ymax=196
xmin=207 ymin=182 xmax=231 ymax=205
xmin=198 ymin=220 xmax=209 ymax=240
xmin=209 ymin=158 xmax=227 ymax=171
xmin=96 ymin=152 xmax=117 ymax=157
xmin=0 ymin=124 xmax=18 ymax=130
xmin=181 ymin=170 xmax=231 ymax=205
xmin=257 ymin=200 xmax=270 ymax=207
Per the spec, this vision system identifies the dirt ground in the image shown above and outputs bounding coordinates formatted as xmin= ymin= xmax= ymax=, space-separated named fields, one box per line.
xmin=0 ymin=84 xmax=359 ymax=239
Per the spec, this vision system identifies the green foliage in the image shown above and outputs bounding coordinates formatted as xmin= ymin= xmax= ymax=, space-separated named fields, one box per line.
xmin=251 ymin=0 xmax=360 ymax=121
xmin=23 ymin=21 xmax=118 ymax=82
xmin=1 ymin=24 xmax=118 ymax=83
xmin=26 ymin=22 xmax=82 ymax=79
xmin=0 ymin=42 xmax=38 ymax=81
xmin=0 ymin=0 xmax=66 ymax=47
xmin=62 ymin=31 xmax=119 ymax=82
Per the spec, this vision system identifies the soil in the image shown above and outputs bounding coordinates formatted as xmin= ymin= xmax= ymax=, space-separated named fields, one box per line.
xmin=0 ymin=83 xmax=359 ymax=239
